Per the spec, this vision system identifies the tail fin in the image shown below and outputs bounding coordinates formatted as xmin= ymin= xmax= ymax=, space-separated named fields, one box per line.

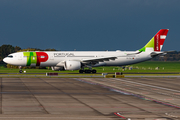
xmin=139 ymin=29 xmax=169 ymax=52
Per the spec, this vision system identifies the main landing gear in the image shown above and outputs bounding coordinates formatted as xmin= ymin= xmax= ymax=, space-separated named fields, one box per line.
xmin=79 ymin=69 xmax=97 ymax=73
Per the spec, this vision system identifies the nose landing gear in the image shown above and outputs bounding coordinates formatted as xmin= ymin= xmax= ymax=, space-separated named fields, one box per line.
xmin=19 ymin=70 xmax=23 ymax=73
xmin=19 ymin=66 xmax=23 ymax=73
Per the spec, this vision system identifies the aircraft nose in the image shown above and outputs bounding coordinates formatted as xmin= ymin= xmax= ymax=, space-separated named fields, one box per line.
xmin=3 ymin=57 xmax=9 ymax=64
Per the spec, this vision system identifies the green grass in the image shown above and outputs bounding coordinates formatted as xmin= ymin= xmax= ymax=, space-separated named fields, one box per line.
xmin=126 ymin=61 xmax=180 ymax=73
xmin=91 ymin=61 xmax=180 ymax=73
xmin=0 ymin=61 xmax=180 ymax=73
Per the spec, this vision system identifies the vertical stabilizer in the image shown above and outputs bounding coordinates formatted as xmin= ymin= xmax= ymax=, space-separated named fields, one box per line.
xmin=139 ymin=29 xmax=169 ymax=52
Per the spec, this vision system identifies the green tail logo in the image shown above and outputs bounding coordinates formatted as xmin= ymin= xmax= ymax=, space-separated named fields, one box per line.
xmin=139 ymin=29 xmax=169 ymax=52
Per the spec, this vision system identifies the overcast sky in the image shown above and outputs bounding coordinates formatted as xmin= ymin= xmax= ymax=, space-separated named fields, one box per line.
xmin=0 ymin=0 xmax=179 ymax=51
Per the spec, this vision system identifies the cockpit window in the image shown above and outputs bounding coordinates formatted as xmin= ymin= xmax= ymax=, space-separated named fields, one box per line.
xmin=7 ymin=55 xmax=13 ymax=58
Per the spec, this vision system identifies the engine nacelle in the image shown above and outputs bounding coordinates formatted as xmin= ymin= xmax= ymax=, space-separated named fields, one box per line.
xmin=64 ymin=61 xmax=81 ymax=70
xmin=51 ymin=66 xmax=65 ymax=71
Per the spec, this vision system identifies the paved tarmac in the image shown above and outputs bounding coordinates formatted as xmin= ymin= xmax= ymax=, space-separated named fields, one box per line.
xmin=1 ymin=74 xmax=180 ymax=78
xmin=0 ymin=77 xmax=179 ymax=119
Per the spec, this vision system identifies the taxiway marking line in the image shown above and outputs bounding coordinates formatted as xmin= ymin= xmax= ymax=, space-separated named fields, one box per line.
xmin=113 ymin=78 xmax=180 ymax=93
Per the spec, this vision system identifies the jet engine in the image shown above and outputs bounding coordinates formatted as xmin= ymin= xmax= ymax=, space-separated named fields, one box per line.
xmin=64 ymin=61 xmax=81 ymax=70
xmin=51 ymin=66 xmax=65 ymax=71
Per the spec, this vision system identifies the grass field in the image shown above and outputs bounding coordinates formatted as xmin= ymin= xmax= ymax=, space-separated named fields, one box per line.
xmin=0 ymin=61 xmax=180 ymax=74
xmin=95 ymin=61 xmax=180 ymax=73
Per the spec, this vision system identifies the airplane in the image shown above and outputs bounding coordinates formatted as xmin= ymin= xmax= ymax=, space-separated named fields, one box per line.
xmin=3 ymin=29 xmax=170 ymax=73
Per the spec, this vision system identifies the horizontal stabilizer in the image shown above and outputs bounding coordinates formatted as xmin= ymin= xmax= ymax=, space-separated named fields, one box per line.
xmin=150 ymin=50 xmax=175 ymax=58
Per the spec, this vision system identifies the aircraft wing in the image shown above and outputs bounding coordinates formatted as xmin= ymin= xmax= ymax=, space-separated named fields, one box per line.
xmin=81 ymin=56 xmax=117 ymax=64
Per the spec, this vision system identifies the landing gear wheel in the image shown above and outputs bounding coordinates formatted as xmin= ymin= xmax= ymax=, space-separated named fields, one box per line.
xmin=91 ymin=69 xmax=97 ymax=73
xmin=19 ymin=70 xmax=23 ymax=73
xmin=79 ymin=70 xmax=84 ymax=73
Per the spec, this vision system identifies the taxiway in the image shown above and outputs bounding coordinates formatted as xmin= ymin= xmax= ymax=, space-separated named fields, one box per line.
xmin=0 ymin=77 xmax=179 ymax=119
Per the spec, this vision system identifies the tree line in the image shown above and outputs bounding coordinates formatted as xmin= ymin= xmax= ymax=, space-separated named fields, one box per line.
xmin=151 ymin=51 xmax=180 ymax=61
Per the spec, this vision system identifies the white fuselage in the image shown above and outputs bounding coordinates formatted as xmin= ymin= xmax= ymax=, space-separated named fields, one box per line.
xmin=3 ymin=50 xmax=152 ymax=67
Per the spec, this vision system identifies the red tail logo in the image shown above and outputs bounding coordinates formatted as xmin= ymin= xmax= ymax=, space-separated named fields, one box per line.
xmin=154 ymin=29 xmax=169 ymax=51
